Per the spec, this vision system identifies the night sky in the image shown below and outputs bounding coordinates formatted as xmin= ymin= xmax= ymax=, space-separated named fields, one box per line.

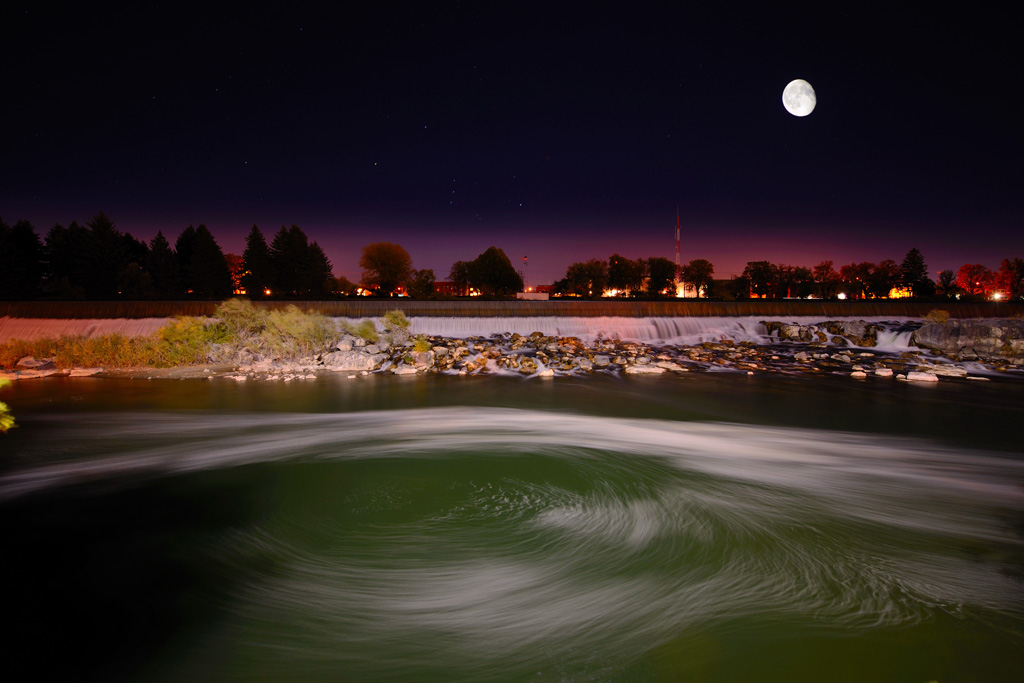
xmin=3 ymin=3 xmax=1021 ymax=284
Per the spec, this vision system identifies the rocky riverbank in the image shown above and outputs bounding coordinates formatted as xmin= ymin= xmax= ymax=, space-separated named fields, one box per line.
xmin=3 ymin=318 xmax=1022 ymax=383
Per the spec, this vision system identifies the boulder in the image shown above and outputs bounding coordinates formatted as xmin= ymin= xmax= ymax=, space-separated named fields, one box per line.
xmin=16 ymin=356 xmax=55 ymax=370
xmin=906 ymin=371 xmax=939 ymax=382
xmin=625 ymin=365 xmax=666 ymax=374
xmin=323 ymin=350 xmax=375 ymax=371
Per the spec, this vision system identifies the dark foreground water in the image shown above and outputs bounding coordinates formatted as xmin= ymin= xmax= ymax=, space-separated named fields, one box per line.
xmin=3 ymin=373 xmax=1023 ymax=682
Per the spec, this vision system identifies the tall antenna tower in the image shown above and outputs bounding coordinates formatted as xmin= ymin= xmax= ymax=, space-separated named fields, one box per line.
xmin=674 ymin=207 xmax=681 ymax=272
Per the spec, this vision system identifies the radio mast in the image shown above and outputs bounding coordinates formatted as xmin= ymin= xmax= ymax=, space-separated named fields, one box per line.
xmin=674 ymin=207 xmax=681 ymax=271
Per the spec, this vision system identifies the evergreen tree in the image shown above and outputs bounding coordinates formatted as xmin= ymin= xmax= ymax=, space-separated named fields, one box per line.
xmin=146 ymin=231 xmax=181 ymax=298
xmin=241 ymin=225 xmax=274 ymax=297
xmin=269 ymin=225 xmax=312 ymax=296
xmin=85 ymin=211 xmax=132 ymax=298
xmin=188 ymin=225 xmax=232 ymax=298
xmin=175 ymin=225 xmax=199 ymax=292
xmin=304 ymin=241 xmax=334 ymax=298
xmin=899 ymin=248 xmax=931 ymax=297
xmin=44 ymin=221 xmax=92 ymax=299
xmin=0 ymin=219 xmax=45 ymax=299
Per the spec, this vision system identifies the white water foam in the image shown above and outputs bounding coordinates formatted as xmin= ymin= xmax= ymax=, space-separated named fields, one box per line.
xmin=396 ymin=315 xmax=919 ymax=346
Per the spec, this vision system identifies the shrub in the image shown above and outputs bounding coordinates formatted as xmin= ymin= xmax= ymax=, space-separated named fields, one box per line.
xmin=216 ymin=298 xmax=267 ymax=339
xmin=344 ymin=319 xmax=379 ymax=344
xmin=412 ymin=335 xmax=431 ymax=353
xmin=925 ymin=309 xmax=950 ymax=324
xmin=1 ymin=379 xmax=14 ymax=433
xmin=382 ymin=309 xmax=410 ymax=330
xmin=261 ymin=305 xmax=337 ymax=359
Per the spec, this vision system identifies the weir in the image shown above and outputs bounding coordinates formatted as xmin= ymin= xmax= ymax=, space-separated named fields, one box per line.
xmin=2 ymin=299 xmax=1021 ymax=319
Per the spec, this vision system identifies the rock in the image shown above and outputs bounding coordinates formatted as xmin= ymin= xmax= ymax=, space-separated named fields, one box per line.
xmin=593 ymin=355 xmax=611 ymax=367
xmin=850 ymin=370 xmax=867 ymax=378
xmin=392 ymin=366 xmax=418 ymax=375
xmin=917 ymin=364 xmax=968 ymax=377
xmin=518 ymin=358 xmax=539 ymax=374
xmin=323 ymin=350 xmax=375 ymax=371
xmin=913 ymin=319 xmax=1024 ymax=361
xmin=875 ymin=368 xmax=893 ymax=377
xmin=576 ymin=358 xmax=594 ymax=372
xmin=906 ymin=371 xmax=939 ymax=382
xmin=16 ymin=356 xmax=55 ymax=370
xmin=69 ymin=368 xmax=103 ymax=377
xmin=625 ymin=365 xmax=666 ymax=374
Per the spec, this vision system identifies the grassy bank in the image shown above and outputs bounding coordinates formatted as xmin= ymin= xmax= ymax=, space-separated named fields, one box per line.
xmin=0 ymin=300 xmax=385 ymax=370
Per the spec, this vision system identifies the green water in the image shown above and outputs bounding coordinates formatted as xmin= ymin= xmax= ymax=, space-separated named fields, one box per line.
xmin=3 ymin=373 xmax=1023 ymax=681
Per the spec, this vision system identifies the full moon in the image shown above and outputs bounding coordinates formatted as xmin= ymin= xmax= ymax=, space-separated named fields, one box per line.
xmin=782 ymin=79 xmax=816 ymax=117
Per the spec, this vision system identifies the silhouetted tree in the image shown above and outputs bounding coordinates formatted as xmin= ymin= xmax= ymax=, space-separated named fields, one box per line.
xmin=996 ymin=258 xmax=1024 ymax=299
xmin=868 ymin=260 xmax=900 ymax=298
xmin=813 ymin=260 xmax=840 ymax=299
xmin=175 ymin=225 xmax=199 ymax=288
xmin=146 ymin=231 xmax=181 ymax=298
xmin=334 ymin=275 xmax=358 ymax=296
xmin=85 ymin=212 xmax=134 ymax=298
xmin=563 ymin=259 xmax=608 ymax=298
xmin=646 ymin=257 xmax=676 ymax=297
xmin=743 ymin=261 xmax=778 ymax=298
xmin=44 ymin=221 xmax=92 ymax=298
xmin=0 ymin=219 xmax=45 ymax=299
xmin=407 ymin=269 xmax=436 ymax=298
xmin=305 ymin=241 xmax=335 ymax=297
xmin=775 ymin=264 xmax=813 ymax=298
xmin=360 ymin=242 xmax=412 ymax=295
xmin=729 ymin=275 xmax=752 ymax=300
xmin=956 ymin=264 xmax=994 ymax=297
xmin=183 ymin=225 xmax=232 ymax=298
xmin=680 ymin=258 xmax=714 ymax=297
xmin=607 ymin=254 xmax=646 ymax=296
xmin=241 ymin=225 xmax=274 ymax=297
xmin=936 ymin=270 xmax=958 ymax=298
xmin=899 ymin=248 xmax=932 ymax=297
xmin=468 ymin=246 xmax=523 ymax=297
xmin=839 ymin=262 xmax=873 ymax=299
xmin=448 ymin=260 xmax=473 ymax=296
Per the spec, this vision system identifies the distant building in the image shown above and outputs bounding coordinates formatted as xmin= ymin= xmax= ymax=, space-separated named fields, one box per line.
xmin=433 ymin=280 xmax=461 ymax=296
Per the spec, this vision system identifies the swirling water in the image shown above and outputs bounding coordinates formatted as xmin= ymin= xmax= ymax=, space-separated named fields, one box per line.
xmin=3 ymin=374 xmax=1023 ymax=682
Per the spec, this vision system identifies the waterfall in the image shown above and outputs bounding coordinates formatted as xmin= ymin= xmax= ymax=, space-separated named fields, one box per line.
xmin=389 ymin=315 xmax=921 ymax=346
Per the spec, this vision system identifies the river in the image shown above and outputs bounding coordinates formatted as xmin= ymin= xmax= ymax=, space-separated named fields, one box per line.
xmin=3 ymin=368 xmax=1023 ymax=681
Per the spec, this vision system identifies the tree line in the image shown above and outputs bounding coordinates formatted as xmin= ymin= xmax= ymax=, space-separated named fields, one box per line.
xmin=556 ymin=248 xmax=1024 ymax=301
xmin=0 ymin=213 xmax=333 ymax=300
xmin=0 ymin=212 xmax=525 ymax=301
xmin=3 ymin=213 xmax=1022 ymax=301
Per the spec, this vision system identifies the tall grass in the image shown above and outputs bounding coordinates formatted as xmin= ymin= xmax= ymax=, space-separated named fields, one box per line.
xmin=0 ymin=299 xmax=423 ymax=370
xmin=1 ymin=379 xmax=14 ymax=433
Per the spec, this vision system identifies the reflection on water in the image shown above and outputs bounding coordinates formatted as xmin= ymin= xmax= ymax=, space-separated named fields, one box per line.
xmin=3 ymin=376 xmax=1024 ymax=681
